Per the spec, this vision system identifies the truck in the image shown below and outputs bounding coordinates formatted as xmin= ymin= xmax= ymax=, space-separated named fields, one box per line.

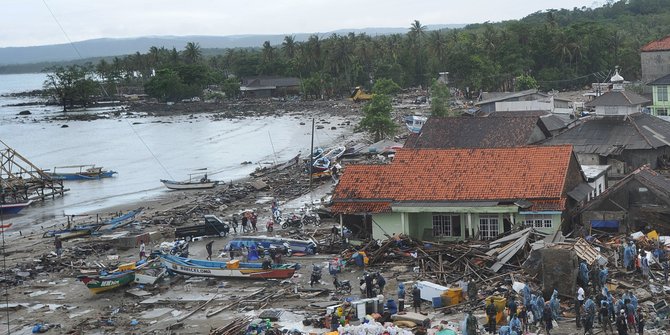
xmin=350 ymin=86 xmax=373 ymax=102
xmin=175 ymin=215 xmax=230 ymax=240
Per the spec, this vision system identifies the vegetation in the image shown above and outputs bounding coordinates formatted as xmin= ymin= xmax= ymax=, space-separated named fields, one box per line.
xmin=43 ymin=64 xmax=100 ymax=111
xmin=40 ymin=0 xmax=670 ymax=105
xmin=430 ymin=80 xmax=455 ymax=117
xmin=358 ymin=94 xmax=397 ymax=142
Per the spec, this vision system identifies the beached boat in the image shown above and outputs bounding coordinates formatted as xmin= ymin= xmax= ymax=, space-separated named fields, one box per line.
xmin=312 ymin=156 xmax=331 ymax=172
xmin=161 ymin=179 xmax=216 ymax=190
xmin=47 ymin=165 xmax=117 ymax=180
xmin=226 ymin=236 xmax=318 ymax=255
xmin=0 ymin=200 xmax=32 ymax=215
xmin=404 ymin=115 xmax=427 ymax=133
xmin=323 ymin=146 xmax=346 ymax=161
xmin=160 ymin=254 xmax=298 ymax=279
xmin=101 ymin=208 xmax=143 ymax=230
xmin=43 ymin=225 xmax=100 ymax=240
xmin=312 ymin=147 xmax=325 ymax=160
xmin=77 ymin=271 xmax=136 ymax=294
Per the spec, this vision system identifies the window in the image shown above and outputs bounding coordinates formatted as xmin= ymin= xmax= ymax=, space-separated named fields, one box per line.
xmin=658 ymin=108 xmax=669 ymax=116
xmin=432 ymin=214 xmax=461 ymax=237
xmin=658 ymin=86 xmax=669 ymax=102
xmin=479 ymin=215 xmax=499 ymax=240
xmin=522 ymin=214 xmax=554 ymax=229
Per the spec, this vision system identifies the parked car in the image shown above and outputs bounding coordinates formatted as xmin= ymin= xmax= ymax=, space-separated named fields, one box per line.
xmin=175 ymin=215 xmax=230 ymax=240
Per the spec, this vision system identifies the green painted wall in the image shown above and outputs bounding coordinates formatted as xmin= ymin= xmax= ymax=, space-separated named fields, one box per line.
xmin=371 ymin=212 xmax=402 ymax=239
xmin=651 ymin=85 xmax=670 ymax=116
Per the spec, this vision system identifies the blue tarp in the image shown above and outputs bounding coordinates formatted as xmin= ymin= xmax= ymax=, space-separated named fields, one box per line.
xmin=590 ymin=220 xmax=619 ymax=229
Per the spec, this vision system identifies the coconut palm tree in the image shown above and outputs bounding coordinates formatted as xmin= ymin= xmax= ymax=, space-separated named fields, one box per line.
xmin=183 ymin=42 xmax=202 ymax=64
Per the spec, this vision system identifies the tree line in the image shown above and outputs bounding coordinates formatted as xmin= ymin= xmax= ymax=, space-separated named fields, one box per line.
xmin=43 ymin=0 xmax=670 ymax=110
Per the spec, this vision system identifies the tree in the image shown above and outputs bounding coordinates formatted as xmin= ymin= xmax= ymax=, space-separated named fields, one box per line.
xmin=358 ymin=94 xmax=397 ymax=142
xmin=183 ymin=42 xmax=202 ymax=64
xmin=144 ymin=68 xmax=198 ymax=102
xmin=372 ymin=78 xmax=401 ymax=95
xmin=221 ymin=78 xmax=240 ymax=100
xmin=430 ymin=80 xmax=455 ymax=117
xmin=43 ymin=64 xmax=100 ymax=111
xmin=514 ymin=74 xmax=539 ymax=91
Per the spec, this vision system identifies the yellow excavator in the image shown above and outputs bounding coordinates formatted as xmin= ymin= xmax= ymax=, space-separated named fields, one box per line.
xmin=350 ymin=86 xmax=373 ymax=102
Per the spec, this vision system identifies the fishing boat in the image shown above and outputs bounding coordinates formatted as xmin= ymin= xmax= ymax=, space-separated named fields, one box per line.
xmin=161 ymin=179 xmax=216 ymax=190
xmin=312 ymin=156 xmax=331 ymax=172
xmin=323 ymin=146 xmax=346 ymax=161
xmin=160 ymin=254 xmax=299 ymax=279
xmin=404 ymin=115 xmax=428 ymax=133
xmin=312 ymin=147 xmax=325 ymax=160
xmin=77 ymin=270 xmax=136 ymax=294
xmin=47 ymin=165 xmax=117 ymax=180
xmin=0 ymin=200 xmax=32 ymax=215
xmin=101 ymin=208 xmax=143 ymax=230
xmin=43 ymin=224 xmax=100 ymax=240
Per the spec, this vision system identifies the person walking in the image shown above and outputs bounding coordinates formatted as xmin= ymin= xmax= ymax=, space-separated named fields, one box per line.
xmin=412 ymin=284 xmax=422 ymax=313
xmin=376 ymin=272 xmax=386 ymax=294
xmin=206 ymin=240 xmax=214 ymax=261
xmin=250 ymin=212 xmax=258 ymax=232
xmin=231 ymin=215 xmax=238 ymax=234
xmin=600 ymin=300 xmax=614 ymax=335
xmin=486 ymin=297 xmax=497 ymax=334
xmin=54 ymin=236 xmax=62 ymax=257
xmin=542 ymin=302 xmax=554 ymax=335
xmin=241 ymin=214 xmax=249 ymax=233
xmin=139 ymin=241 xmax=146 ymax=260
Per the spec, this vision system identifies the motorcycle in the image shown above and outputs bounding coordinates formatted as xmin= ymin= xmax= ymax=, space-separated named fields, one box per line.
xmin=310 ymin=264 xmax=322 ymax=287
xmin=266 ymin=219 xmax=274 ymax=232
xmin=333 ymin=275 xmax=351 ymax=294
xmin=299 ymin=206 xmax=321 ymax=226
xmin=280 ymin=214 xmax=303 ymax=229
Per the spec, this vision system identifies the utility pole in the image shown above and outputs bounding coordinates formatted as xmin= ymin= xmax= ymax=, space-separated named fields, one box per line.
xmin=309 ymin=118 xmax=315 ymax=190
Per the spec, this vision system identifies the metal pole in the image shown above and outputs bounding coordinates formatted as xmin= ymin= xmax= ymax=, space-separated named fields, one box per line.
xmin=309 ymin=118 xmax=315 ymax=190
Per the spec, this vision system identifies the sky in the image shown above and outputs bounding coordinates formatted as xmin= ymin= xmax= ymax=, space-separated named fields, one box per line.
xmin=1 ymin=0 xmax=601 ymax=48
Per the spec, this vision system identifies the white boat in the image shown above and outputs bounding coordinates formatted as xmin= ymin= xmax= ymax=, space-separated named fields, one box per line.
xmin=323 ymin=146 xmax=346 ymax=161
xmin=405 ymin=115 xmax=427 ymax=133
xmin=160 ymin=179 xmax=216 ymax=190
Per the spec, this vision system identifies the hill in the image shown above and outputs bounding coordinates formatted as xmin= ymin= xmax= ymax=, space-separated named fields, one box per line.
xmin=0 ymin=24 xmax=464 ymax=68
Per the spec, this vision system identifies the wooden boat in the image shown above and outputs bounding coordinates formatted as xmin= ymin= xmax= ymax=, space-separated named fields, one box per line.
xmin=404 ymin=115 xmax=427 ymax=133
xmin=160 ymin=254 xmax=298 ymax=279
xmin=43 ymin=227 xmax=96 ymax=240
xmin=47 ymin=165 xmax=117 ymax=180
xmin=0 ymin=200 xmax=32 ymax=215
xmin=77 ymin=271 xmax=136 ymax=294
xmin=312 ymin=156 xmax=331 ymax=172
xmin=323 ymin=146 xmax=346 ymax=161
xmin=101 ymin=208 xmax=143 ymax=230
xmin=161 ymin=179 xmax=216 ymax=190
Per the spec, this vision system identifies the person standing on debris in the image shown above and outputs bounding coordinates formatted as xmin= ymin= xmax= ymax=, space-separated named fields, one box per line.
xmin=466 ymin=310 xmax=478 ymax=335
xmin=363 ymin=272 xmax=374 ymax=298
xmin=468 ymin=278 xmax=478 ymax=305
xmin=509 ymin=314 xmax=521 ymax=333
xmin=507 ymin=296 xmax=518 ymax=320
xmin=518 ymin=305 xmax=529 ymax=334
xmin=583 ymin=297 xmax=596 ymax=335
xmin=542 ymin=302 xmax=554 ymax=335
xmin=412 ymin=284 xmax=422 ymax=313
xmin=486 ymin=297 xmax=497 ymax=334
xmin=139 ymin=241 xmax=146 ymax=260
xmin=250 ymin=212 xmax=258 ymax=232
xmin=635 ymin=307 xmax=644 ymax=335
xmin=205 ymin=240 xmax=214 ymax=261
xmin=616 ymin=309 xmax=628 ymax=335
xmin=576 ymin=287 xmax=585 ymax=328
xmin=625 ymin=298 xmax=636 ymax=332
xmin=54 ymin=236 xmax=62 ymax=257
xmin=600 ymin=300 xmax=614 ymax=335
xmin=376 ymin=272 xmax=386 ymax=295
xmin=640 ymin=251 xmax=650 ymax=280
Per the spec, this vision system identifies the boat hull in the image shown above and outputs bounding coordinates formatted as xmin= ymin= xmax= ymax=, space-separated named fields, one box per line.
xmin=48 ymin=171 xmax=117 ymax=180
xmin=160 ymin=255 xmax=297 ymax=279
xmin=78 ymin=271 xmax=135 ymax=294
xmin=0 ymin=200 xmax=32 ymax=215
xmin=161 ymin=180 xmax=216 ymax=190
xmin=134 ymin=268 xmax=167 ymax=285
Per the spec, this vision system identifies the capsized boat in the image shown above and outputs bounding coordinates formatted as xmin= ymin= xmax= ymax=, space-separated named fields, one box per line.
xmin=160 ymin=254 xmax=299 ymax=279
xmin=0 ymin=200 xmax=32 ymax=215
xmin=47 ymin=165 xmax=117 ymax=180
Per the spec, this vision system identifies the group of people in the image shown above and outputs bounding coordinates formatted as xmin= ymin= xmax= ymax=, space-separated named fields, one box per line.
xmin=361 ymin=271 xmax=386 ymax=298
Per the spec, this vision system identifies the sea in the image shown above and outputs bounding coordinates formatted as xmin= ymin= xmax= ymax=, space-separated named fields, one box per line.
xmin=0 ymin=73 xmax=352 ymax=229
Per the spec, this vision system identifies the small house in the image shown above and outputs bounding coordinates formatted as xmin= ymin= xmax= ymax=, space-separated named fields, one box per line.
xmin=648 ymin=73 xmax=670 ymax=117
xmin=240 ymin=77 xmax=301 ymax=98
xmin=331 ymin=146 xmax=590 ymax=241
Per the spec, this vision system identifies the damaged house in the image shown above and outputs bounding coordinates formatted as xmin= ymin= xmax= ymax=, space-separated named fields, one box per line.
xmin=330 ymin=145 xmax=591 ymax=241
xmin=576 ymin=165 xmax=670 ymax=235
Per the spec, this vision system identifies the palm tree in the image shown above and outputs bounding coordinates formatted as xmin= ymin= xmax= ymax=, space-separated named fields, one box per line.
xmin=282 ymin=35 xmax=296 ymax=60
xmin=183 ymin=42 xmax=202 ymax=64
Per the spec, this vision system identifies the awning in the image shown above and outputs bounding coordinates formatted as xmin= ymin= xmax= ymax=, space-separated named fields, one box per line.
xmin=567 ymin=183 xmax=595 ymax=202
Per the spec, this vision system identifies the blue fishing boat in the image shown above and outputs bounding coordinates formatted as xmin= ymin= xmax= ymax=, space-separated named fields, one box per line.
xmin=160 ymin=254 xmax=299 ymax=279
xmin=102 ymin=208 xmax=143 ymax=230
xmin=47 ymin=165 xmax=117 ymax=180
xmin=0 ymin=200 xmax=32 ymax=215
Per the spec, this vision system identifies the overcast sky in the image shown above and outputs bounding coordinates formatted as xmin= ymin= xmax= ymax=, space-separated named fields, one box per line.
xmin=1 ymin=0 xmax=601 ymax=48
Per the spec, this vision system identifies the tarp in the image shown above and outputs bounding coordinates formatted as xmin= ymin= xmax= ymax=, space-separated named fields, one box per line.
xmin=590 ymin=220 xmax=619 ymax=229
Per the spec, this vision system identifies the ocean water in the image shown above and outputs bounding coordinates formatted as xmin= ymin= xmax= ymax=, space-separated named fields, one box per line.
xmin=0 ymin=73 xmax=352 ymax=228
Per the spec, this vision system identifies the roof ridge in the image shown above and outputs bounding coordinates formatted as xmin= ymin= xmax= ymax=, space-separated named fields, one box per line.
xmin=628 ymin=114 xmax=655 ymax=148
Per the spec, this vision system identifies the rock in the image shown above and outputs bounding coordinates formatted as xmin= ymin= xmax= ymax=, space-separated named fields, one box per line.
xmin=18 ymin=110 xmax=31 ymax=115
xmin=61 ymin=124 xmax=69 ymax=128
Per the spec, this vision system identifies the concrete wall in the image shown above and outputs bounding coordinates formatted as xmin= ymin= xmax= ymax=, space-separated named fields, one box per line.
xmin=371 ymin=212 xmax=403 ymax=239
xmin=641 ymin=51 xmax=670 ymax=85
xmin=581 ymin=210 xmax=627 ymax=233
xmin=540 ymin=248 xmax=578 ymax=299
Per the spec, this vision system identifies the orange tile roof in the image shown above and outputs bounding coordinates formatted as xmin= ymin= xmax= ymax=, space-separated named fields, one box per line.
xmin=330 ymin=202 xmax=392 ymax=214
xmin=332 ymin=146 xmax=574 ymax=211
xmin=527 ymin=199 xmax=566 ymax=211
xmin=641 ymin=36 xmax=670 ymax=52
